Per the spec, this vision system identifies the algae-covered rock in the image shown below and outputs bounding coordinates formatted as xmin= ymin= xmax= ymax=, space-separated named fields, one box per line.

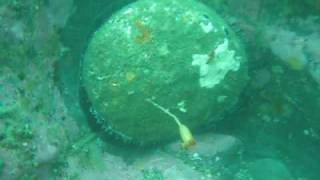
xmin=82 ymin=0 xmax=248 ymax=144
xmin=247 ymin=159 xmax=293 ymax=180
xmin=0 ymin=67 xmax=20 ymax=116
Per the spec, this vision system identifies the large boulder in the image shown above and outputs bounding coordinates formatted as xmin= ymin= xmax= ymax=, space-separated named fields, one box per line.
xmin=82 ymin=0 xmax=248 ymax=144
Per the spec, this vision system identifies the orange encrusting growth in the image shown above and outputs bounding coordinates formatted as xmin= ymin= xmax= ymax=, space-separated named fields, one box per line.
xmin=179 ymin=123 xmax=196 ymax=149
xmin=134 ymin=20 xmax=151 ymax=44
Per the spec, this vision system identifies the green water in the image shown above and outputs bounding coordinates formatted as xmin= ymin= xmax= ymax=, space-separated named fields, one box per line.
xmin=0 ymin=0 xmax=319 ymax=179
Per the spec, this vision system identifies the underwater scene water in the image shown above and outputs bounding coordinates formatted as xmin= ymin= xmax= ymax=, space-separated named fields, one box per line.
xmin=0 ymin=0 xmax=320 ymax=179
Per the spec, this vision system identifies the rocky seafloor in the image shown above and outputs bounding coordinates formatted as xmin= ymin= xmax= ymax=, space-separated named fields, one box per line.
xmin=0 ymin=0 xmax=320 ymax=179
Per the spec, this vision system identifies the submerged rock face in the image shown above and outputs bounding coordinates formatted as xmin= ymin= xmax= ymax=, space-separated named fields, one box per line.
xmin=247 ymin=159 xmax=293 ymax=180
xmin=82 ymin=0 xmax=248 ymax=144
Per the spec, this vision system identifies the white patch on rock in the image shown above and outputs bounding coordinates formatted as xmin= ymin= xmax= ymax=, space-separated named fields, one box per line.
xmin=125 ymin=25 xmax=132 ymax=37
xmin=191 ymin=54 xmax=210 ymax=74
xmin=265 ymin=25 xmax=320 ymax=84
xmin=149 ymin=3 xmax=157 ymax=12
xmin=158 ymin=43 xmax=169 ymax=56
xmin=123 ymin=8 xmax=134 ymax=15
xmin=217 ymin=95 xmax=227 ymax=103
xmin=177 ymin=101 xmax=187 ymax=113
xmin=192 ymin=39 xmax=240 ymax=88
xmin=200 ymin=21 xmax=214 ymax=33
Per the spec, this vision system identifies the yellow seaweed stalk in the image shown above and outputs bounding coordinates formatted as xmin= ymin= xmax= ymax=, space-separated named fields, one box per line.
xmin=146 ymin=98 xmax=196 ymax=149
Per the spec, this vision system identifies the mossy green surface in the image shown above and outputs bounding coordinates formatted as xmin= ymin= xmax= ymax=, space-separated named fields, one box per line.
xmin=82 ymin=0 xmax=248 ymax=144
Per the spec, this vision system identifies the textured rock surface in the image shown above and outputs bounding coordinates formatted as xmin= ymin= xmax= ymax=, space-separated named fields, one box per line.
xmin=247 ymin=159 xmax=293 ymax=180
xmin=166 ymin=133 xmax=242 ymax=157
xmin=1 ymin=0 xmax=319 ymax=179
xmin=82 ymin=0 xmax=248 ymax=144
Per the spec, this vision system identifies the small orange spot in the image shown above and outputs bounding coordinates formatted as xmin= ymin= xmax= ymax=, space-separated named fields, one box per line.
xmin=179 ymin=124 xmax=196 ymax=150
xmin=126 ymin=72 xmax=136 ymax=82
xmin=286 ymin=57 xmax=304 ymax=71
xmin=134 ymin=20 xmax=151 ymax=44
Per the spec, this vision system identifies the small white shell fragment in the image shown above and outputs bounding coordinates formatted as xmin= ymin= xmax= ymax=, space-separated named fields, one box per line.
xmin=177 ymin=100 xmax=187 ymax=113
xmin=200 ymin=21 xmax=214 ymax=33
xmin=217 ymin=95 xmax=227 ymax=103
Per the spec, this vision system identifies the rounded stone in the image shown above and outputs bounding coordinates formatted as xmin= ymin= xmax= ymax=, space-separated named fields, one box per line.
xmin=82 ymin=0 xmax=248 ymax=145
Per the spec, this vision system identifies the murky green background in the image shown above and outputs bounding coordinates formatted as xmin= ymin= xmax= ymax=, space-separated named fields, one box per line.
xmin=0 ymin=0 xmax=319 ymax=179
